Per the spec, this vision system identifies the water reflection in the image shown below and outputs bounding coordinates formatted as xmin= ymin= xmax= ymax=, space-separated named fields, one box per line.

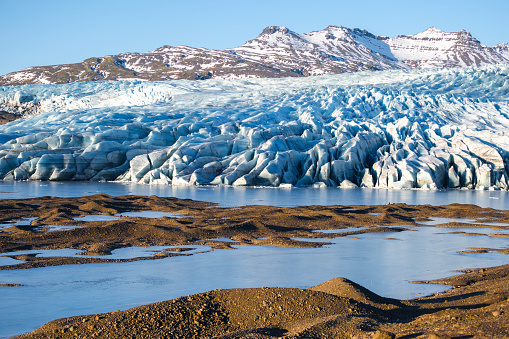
xmin=0 ymin=181 xmax=509 ymax=209
xmin=415 ymin=217 xmax=477 ymax=225
xmin=73 ymin=215 xmax=120 ymax=222
xmin=118 ymin=211 xmax=186 ymax=218
xmin=0 ymin=246 xmax=208 ymax=263
xmin=312 ymin=227 xmax=371 ymax=234
xmin=417 ymin=217 xmax=509 ymax=228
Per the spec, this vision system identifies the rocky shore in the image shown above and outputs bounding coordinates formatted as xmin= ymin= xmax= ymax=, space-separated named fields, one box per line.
xmin=1 ymin=195 xmax=508 ymax=337
xmin=12 ymin=264 xmax=509 ymax=338
xmin=1 ymin=194 xmax=508 ymax=269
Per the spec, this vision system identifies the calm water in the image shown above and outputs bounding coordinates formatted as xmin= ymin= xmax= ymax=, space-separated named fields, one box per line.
xmin=0 ymin=181 xmax=509 ymax=208
xmin=0 ymin=181 xmax=509 ymax=338
xmin=0 ymin=227 xmax=508 ymax=338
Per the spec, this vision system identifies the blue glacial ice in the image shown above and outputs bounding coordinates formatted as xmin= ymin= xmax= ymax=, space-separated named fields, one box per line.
xmin=0 ymin=66 xmax=509 ymax=189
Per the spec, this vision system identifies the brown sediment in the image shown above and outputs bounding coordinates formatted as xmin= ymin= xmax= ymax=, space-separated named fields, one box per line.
xmin=460 ymin=247 xmax=509 ymax=254
xmin=2 ymin=195 xmax=509 ymax=338
xmin=0 ymin=111 xmax=21 ymax=124
xmin=0 ymin=195 xmax=508 ymax=270
xmin=12 ymin=264 xmax=509 ymax=338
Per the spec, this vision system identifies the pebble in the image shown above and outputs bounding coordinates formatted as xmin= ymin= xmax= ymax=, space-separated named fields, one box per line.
xmin=372 ymin=330 xmax=395 ymax=339
xmin=427 ymin=334 xmax=451 ymax=339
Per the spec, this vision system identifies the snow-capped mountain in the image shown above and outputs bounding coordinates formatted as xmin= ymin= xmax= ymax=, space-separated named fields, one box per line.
xmin=1 ymin=26 xmax=508 ymax=86
xmin=493 ymin=42 xmax=509 ymax=60
xmin=232 ymin=26 xmax=404 ymax=75
xmin=388 ymin=27 xmax=509 ymax=68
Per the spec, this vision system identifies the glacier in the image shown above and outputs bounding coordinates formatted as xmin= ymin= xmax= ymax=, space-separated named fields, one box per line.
xmin=0 ymin=66 xmax=509 ymax=190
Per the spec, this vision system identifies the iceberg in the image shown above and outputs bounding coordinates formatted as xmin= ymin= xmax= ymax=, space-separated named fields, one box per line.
xmin=1 ymin=66 xmax=509 ymax=189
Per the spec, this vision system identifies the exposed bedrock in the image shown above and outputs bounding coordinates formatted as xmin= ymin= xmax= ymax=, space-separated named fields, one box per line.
xmin=0 ymin=66 xmax=509 ymax=190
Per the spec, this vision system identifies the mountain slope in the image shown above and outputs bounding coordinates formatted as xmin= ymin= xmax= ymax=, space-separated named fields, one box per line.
xmin=388 ymin=27 xmax=509 ymax=68
xmin=232 ymin=26 xmax=404 ymax=76
xmin=0 ymin=26 xmax=508 ymax=86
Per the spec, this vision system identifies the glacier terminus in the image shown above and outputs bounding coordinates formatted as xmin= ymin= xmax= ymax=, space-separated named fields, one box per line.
xmin=0 ymin=66 xmax=509 ymax=190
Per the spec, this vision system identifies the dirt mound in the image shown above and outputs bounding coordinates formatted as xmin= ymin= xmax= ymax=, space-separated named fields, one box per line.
xmin=13 ymin=286 xmax=384 ymax=339
xmin=309 ymin=277 xmax=402 ymax=308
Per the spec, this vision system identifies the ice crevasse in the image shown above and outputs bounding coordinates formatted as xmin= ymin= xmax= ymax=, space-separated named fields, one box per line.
xmin=0 ymin=66 xmax=509 ymax=190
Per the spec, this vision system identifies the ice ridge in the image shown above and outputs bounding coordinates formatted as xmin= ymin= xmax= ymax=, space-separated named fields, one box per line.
xmin=0 ymin=66 xmax=509 ymax=190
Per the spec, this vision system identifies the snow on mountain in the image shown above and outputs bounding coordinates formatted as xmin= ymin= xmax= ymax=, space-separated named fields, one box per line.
xmin=233 ymin=26 xmax=403 ymax=76
xmin=493 ymin=42 xmax=509 ymax=60
xmin=388 ymin=27 xmax=509 ymax=68
xmin=1 ymin=26 xmax=507 ymax=87
xmin=1 ymin=66 xmax=509 ymax=190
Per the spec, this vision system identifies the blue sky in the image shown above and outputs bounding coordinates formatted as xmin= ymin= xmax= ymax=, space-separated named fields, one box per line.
xmin=1 ymin=0 xmax=508 ymax=76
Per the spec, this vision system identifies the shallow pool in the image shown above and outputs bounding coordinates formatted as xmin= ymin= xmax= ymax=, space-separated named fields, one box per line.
xmin=0 ymin=226 xmax=508 ymax=338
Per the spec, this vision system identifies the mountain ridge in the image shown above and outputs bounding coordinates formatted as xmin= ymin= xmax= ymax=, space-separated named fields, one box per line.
xmin=1 ymin=25 xmax=508 ymax=86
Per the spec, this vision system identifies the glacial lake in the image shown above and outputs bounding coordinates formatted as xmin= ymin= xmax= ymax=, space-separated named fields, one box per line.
xmin=1 ymin=181 xmax=509 ymax=208
xmin=1 ymin=181 xmax=509 ymax=338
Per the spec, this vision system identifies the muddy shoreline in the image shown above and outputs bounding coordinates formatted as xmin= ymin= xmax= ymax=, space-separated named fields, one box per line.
xmin=11 ymin=264 xmax=509 ymax=338
xmin=1 ymin=195 xmax=509 ymax=338
xmin=1 ymin=194 xmax=508 ymax=270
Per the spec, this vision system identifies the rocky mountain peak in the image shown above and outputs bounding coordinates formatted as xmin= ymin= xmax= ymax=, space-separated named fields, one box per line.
xmin=493 ymin=42 xmax=509 ymax=59
xmin=152 ymin=45 xmax=174 ymax=53
xmin=261 ymin=26 xmax=291 ymax=35
xmin=238 ymin=26 xmax=308 ymax=51
xmin=495 ymin=42 xmax=509 ymax=48
xmin=424 ymin=26 xmax=445 ymax=34
xmin=350 ymin=28 xmax=380 ymax=40
xmin=387 ymin=27 xmax=508 ymax=68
